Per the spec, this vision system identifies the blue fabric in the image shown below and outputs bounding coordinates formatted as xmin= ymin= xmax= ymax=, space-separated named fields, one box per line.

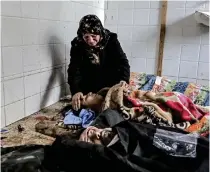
xmin=141 ymin=75 xmax=156 ymax=91
xmin=172 ymin=82 xmax=189 ymax=93
xmin=63 ymin=109 xmax=95 ymax=128
xmin=204 ymin=94 xmax=209 ymax=106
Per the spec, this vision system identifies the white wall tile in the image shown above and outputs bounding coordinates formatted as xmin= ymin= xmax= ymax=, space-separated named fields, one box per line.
xmin=146 ymin=41 xmax=158 ymax=58
xmin=130 ymin=58 xmax=146 ymax=73
xmin=134 ymin=1 xmax=150 ymax=8
xmin=22 ymin=45 xmax=40 ymax=72
xmin=131 ymin=42 xmax=147 ymax=58
xmin=162 ymin=59 xmax=180 ymax=77
xmin=64 ymin=22 xmax=78 ymax=43
xmin=1 ymin=107 xmax=6 ymax=128
xmin=179 ymin=61 xmax=198 ymax=78
xmin=185 ymin=9 xmax=197 ymax=26
xmin=25 ymin=94 xmax=41 ymax=117
xmin=1 ymin=1 xmax=21 ymax=17
xmin=2 ymin=47 xmax=23 ymax=77
xmin=118 ymin=9 xmax=133 ymax=25
xmin=1 ymin=82 xmax=4 ymax=107
xmin=166 ymin=9 xmax=185 ymax=26
xmin=52 ymin=22 xmax=65 ymax=44
xmin=196 ymin=79 xmax=209 ymax=87
xmin=60 ymin=1 xmax=76 ymax=21
xmin=185 ymin=0 xmax=204 ymax=8
xmin=133 ymin=9 xmax=149 ymax=25
xmin=163 ymin=43 xmax=181 ymax=59
xmin=21 ymin=1 xmax=39 ymax=18
xmin=40 ymin=70 xmax=54 ymax=92
xmin=150 ymin=0 xmax=161 ymax=9
xmin=132 ymin=26 xmax=148 ymax=41
xmin=38 ymin=1 xmax=62 ymax=20
xmin=38 ymin=20 xmax=54 ymax=44
xmin=181 ymin=44 xmax=200 ymax=61
xmin=74 ymin=3 xmax=93 ymax=21
xmin=118 ymin=1 xmax=134 ymax=9
xmin=149 ymin=9 xmax=160 ymax=25
xmin=54 ymin=44 xmax=66 ymax=65
xmin=117 ymin=26 xmax=132 ymax=41
xmin=92 ymin=8 xmax=105 ymax=24
xmin=2 ymin=17 xmax=22 ymax=46
xmin=147 ymin=26 xmax=160 ymax=42
xmin=94 ymin=0 xmax=105 ymax=9
xmin=105 ymin=10 xmax=118 ymax=25
xmin=197 ymin=62 xmax=209 ymax=80
xmin=21 ymin=19 xmax=39 ymax=45
xmin=105 ymin=25 xmax=118 ymax=33
xmin=146 ymin=58 xmax=156 ymax=74
xmin=39 ymin=45 xmax=54 ymax=68
xmin=179 ymin=77 xmax=197 ymax=83
xmin=120 ymin=41 xmax=132 ymax=57
xmin=40 ymin=88 xmax=56 ymax=108
xmin=66 ymin=83 xmax=71 ymax=95
xmin=65 ymin=65 xmax=68 ymax=83
xmin=4 ymin=78 xmax=24 ymax=105
xmin=65 ymin=44 xmax=71 ymax=63
xmin=199 ymin=45 xmax=209 ymax=63
xmin=24 ymin=73 xmax=41 ymax=98
xmin=182 ymin=26 xmax=201 ymax=44
xmin=107 ymin=1 xmax=118 ymax=9
xmin=168 ymin=1 xmax=186 ymax=8
xmin=5 ymin=100 xmax=24 ymax=125
xmin=165 ymin=26 xmax=183 ymax=43
xmin=39 ymin=21 xmax=65 ymax=44
xmin=200 ymin=27 xmax=209 ymax=44
xmin=53 ymin=85 xmax=66 ymax=102
xmin=54 ymin=67 xmax=66 ymax=87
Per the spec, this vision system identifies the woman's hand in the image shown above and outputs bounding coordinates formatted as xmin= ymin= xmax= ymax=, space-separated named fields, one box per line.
xmin=72 ymin=92 xmax=84 ymax=110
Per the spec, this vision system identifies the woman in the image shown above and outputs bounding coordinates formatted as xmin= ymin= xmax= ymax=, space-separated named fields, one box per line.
xmin=68 ymin=14 xmax=130 ymax=111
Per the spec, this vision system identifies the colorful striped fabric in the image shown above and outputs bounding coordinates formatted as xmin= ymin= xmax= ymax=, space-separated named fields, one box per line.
xmin=129 ymin=72 xmax=209 ymax=106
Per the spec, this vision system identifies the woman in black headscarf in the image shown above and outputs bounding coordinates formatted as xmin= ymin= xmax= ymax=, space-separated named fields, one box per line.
xmin=68 ymin=14 xmax=130 ymax=110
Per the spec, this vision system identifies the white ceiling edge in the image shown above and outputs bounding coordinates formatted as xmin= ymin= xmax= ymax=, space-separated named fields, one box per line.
xmin=194 ymin=11 xmax=210 ymax=27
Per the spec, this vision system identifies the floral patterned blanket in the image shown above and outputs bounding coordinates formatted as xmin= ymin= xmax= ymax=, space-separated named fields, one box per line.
xmin=127 ymin=90 xmax=209 ymax=137
xmin=129 ymin=72 xmax=209 ymax=106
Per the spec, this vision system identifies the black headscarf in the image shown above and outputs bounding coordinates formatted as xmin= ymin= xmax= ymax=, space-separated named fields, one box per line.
xmin=76 ymin=14 xmax=110 ymax=65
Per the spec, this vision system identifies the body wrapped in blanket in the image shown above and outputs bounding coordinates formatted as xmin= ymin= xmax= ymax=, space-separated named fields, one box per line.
xmin=35 ymin=83 xmax=209 ymax=138
xmin=1 ymin=109 xmax=209 ymax=172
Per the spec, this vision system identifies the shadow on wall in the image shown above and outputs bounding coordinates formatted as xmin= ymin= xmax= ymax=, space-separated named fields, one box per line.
xmin=40 ymin=36 xmax=65 ymax=109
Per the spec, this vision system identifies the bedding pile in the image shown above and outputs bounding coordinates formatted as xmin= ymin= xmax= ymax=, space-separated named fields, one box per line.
xmin=1 ymin=72 xmax=209 ymax=172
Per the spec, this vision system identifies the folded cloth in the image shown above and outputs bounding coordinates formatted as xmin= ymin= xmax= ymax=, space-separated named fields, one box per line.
xmin=63 ymin=109 xmax=95 ymax=128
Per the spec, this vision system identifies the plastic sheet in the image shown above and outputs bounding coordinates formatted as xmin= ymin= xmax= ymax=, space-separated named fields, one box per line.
xmin=153 ymin=129 xmax=198 ymax=158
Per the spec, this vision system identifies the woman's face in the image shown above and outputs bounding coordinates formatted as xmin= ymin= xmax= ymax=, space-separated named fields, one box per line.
xmin=83 ymin=33 xmax=101 ymax=46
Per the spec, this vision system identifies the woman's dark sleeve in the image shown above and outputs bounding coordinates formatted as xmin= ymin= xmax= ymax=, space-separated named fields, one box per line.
xmin=67 ymin=42 xmax=83 ymax=95
xmin=113 ymin=39 xmax=130 ymax=83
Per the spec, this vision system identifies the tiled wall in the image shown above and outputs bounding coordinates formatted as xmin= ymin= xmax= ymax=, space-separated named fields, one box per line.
xmin=1 ymin=1 xmax=104 ymax=127
xmin=104 ymin=0 xmax=209 ymax=84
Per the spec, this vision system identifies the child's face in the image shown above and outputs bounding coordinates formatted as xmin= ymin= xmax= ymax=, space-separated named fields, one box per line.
xmin=81 ymin=92 xmax=104 ymax=111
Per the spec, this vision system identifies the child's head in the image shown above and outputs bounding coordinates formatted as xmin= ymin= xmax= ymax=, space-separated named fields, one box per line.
xmin=81 ymin=88 xmax=109 ymax=112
